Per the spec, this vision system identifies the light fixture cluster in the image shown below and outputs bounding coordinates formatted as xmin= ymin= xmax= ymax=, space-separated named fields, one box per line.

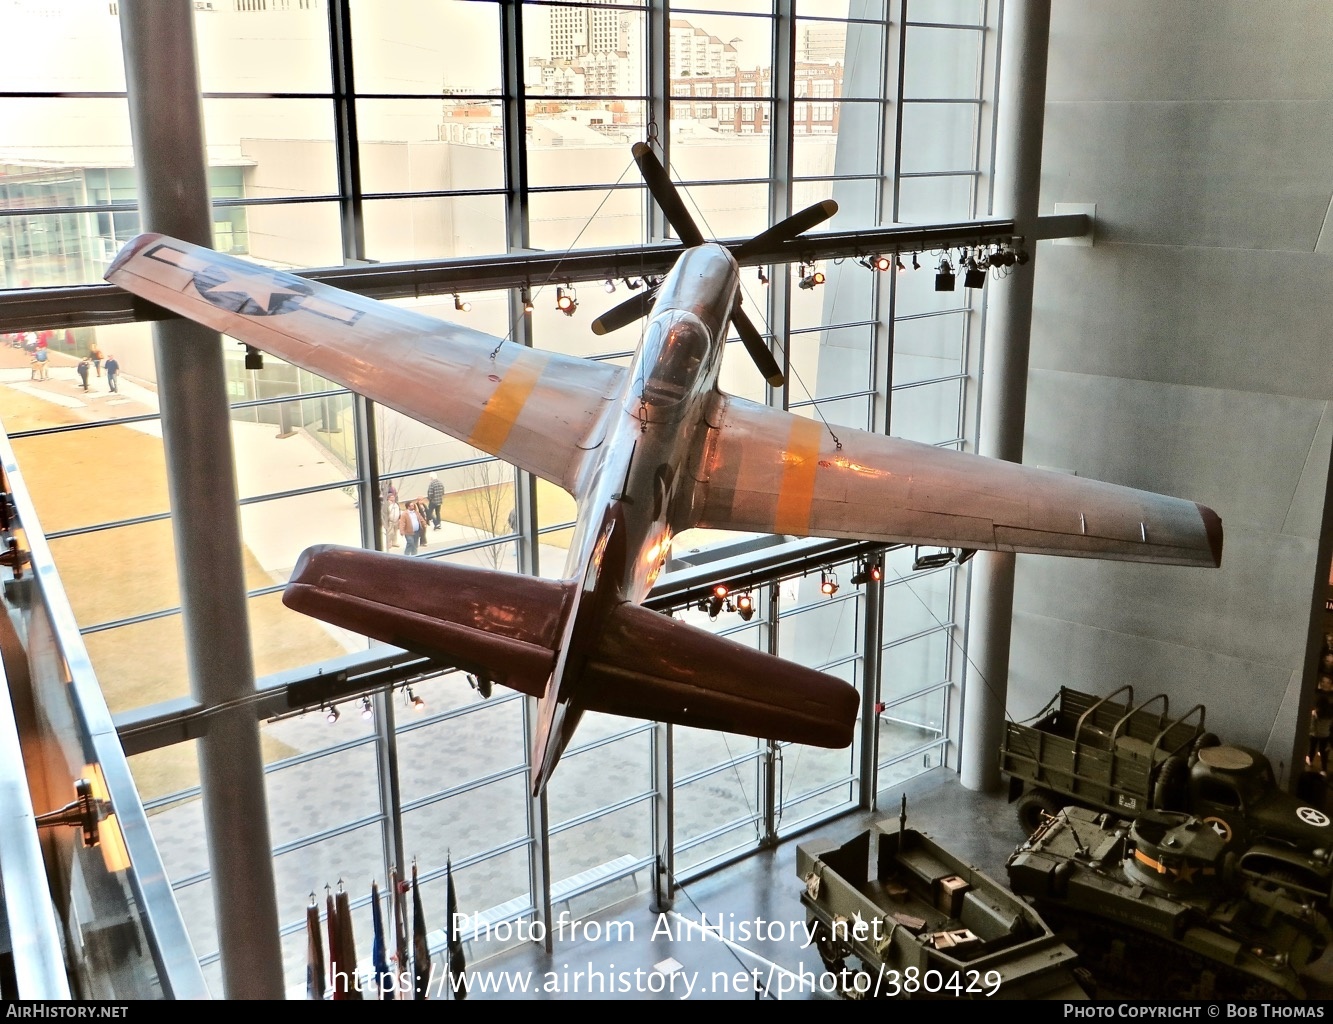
xmin=934 ymin=244 xmax=1030 ymax=293
xmin=697 ymin=583 xmax=756 ymax=622
xmin=321 ymin=683 xmax=428 ymax=724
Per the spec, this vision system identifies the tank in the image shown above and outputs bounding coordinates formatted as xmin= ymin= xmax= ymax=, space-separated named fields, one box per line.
xmin=1007 ymin=806 xmax=1333 ymax=1000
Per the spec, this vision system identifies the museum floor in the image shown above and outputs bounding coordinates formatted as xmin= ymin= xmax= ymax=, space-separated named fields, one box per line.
xmin=457 ymin=767 xmax=1021 ymax=1001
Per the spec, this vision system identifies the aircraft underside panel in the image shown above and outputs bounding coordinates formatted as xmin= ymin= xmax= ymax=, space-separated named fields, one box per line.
xmin=690 ymin=395 xmax=1222 ymax=567
xmin=577 ymin=601 xmax=860 ymax=747
xmin=105 ymin=233 xmax=622 ymax=493
xmin=282 ymin=545 xmax=574 ymax=698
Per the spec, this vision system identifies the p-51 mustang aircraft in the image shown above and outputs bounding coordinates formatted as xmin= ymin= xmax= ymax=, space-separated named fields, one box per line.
xmin=106 ymin=142 xmax=1221 ymax=794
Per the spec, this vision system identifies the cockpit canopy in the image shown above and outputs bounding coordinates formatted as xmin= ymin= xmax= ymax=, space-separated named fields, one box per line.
xmin=636 ymin=311 xmax=712 ymax=411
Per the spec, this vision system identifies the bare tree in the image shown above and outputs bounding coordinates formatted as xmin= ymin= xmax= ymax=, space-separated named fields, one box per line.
xmin=459 ymin=461 xmax=515 ymax=570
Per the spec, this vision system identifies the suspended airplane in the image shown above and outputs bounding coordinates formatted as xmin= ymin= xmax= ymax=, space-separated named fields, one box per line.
xmin=106 ymin=142 xmax=1222 ymax=794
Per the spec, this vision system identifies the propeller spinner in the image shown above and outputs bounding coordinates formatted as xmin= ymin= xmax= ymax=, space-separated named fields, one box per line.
xmin=591 ymin=141 xmax=838 ymax=389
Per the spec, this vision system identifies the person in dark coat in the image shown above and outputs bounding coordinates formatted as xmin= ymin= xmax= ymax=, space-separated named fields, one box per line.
xmin=76 ymin=357 xmax=90 ymax=392
xmin=105 ymin=355 xmax=120 ymax=392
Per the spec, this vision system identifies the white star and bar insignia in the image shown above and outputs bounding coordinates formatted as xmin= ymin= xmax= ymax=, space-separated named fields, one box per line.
xmin=145 ymin=242 xmax=362 ymax=325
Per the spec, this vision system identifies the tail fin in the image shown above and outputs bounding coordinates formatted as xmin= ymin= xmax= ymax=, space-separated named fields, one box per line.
xmin=578 ymin=602 xmax=858 ymax=747
xmin=283 ymin=545 xmax=575 ymax=698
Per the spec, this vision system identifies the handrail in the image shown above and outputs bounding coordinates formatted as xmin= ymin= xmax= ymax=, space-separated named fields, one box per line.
xmin=0 ymin=654 xmax=69 ymax=998
xmin=0 ymin=427 xmax=209 ymax=999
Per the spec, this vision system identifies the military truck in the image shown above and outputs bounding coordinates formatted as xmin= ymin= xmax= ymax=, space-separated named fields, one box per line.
xmin=1000 ymin=686 xmax=1333 ymax=902
xmin=797 ymin=803 xmax=1085 ymax=1000
xmin=1007 ymin=806 xmax=1333 ymax=999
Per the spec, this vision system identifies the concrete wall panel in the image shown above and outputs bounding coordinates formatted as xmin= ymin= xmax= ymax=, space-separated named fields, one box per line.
xmin=1041 ymin=100 xmax=1333 ymax=250
xmin=1029 ymin=245 xmax=1333 ymax=402
xmin=1046 ymin=1 xmax=1333 ymax=104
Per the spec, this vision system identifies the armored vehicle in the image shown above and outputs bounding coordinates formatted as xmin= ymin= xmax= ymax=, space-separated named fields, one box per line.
xmin=797 ymin=804 xmax=1085 ymax=999
xmin=1000 ymin=686 xmax=1333 ymax=902
xmin=1007 ymin=806 xmax=1333 ymax=1000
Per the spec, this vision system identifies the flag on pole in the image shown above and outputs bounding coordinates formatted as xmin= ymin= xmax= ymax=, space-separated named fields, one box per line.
xmin=306 ymin=897 xmax=325 ymax=1000
xmin=371 ymin=881 xmax=392 ymax=1000
xmin=336 ymin=886 xmax=364 ymax=1000
xmin=412 ymin=862 xmax=433 ymax=999
xmin=445 ymin=858 xmax=467 ymax=1000
xmin=392 ymin=866 xmax=411 ymax=999
xmin=326 ymin=890 xmax=344 ymax=1000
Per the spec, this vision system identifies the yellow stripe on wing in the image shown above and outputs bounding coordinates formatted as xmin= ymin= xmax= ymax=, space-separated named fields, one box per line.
xmin=467 ymin=351 xmax=549 ymax=455
xmin=773 ymin=415 xmax=823 ymax=536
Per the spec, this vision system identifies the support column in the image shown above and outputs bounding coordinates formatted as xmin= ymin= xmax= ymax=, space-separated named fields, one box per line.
xmin=118 ymin=2 xmax=284 ymax=997
xmin=960 ymin=0 xmax=1050 ymax=792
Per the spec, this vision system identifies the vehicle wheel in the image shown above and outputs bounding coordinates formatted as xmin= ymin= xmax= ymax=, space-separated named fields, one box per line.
xmin=1152 ymin=754 xmax=1188 ymax=811
xmin=1016 ymin=789 xmax=1061 ymax=835
xmin=808 ymin=919 xmax=849 ymax=972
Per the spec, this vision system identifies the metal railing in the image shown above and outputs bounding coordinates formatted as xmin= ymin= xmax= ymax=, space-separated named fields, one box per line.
xmin=0 ymin=427 xmax=208 ymax=999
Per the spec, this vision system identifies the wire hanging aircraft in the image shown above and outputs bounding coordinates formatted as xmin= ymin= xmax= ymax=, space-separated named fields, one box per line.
xmin=106 ymin=142 xmax=1222 ymax=794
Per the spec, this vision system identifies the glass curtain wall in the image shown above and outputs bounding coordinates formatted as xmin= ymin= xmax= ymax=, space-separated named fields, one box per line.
xmin=0 ymin=0 xmax=997 ymax=991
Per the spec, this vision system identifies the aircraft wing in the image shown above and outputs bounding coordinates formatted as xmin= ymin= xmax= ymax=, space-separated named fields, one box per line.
xmin=689 ymin=394 xmax=1222 ymax=566
xmin=105 ymin=234 xmax=623 ymax=493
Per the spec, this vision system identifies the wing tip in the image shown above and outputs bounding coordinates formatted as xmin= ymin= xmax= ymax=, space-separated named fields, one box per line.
xmin=1197 ymin=503 xmax=1223 ymax=567
xmin=104 ymin=231 xmax=166 ymax=282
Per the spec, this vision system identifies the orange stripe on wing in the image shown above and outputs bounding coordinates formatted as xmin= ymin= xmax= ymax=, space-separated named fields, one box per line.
xmin=773 ymin=415 xmax=823 ymax=536
xmin=467 ymin=352 xmax=548 ymax=455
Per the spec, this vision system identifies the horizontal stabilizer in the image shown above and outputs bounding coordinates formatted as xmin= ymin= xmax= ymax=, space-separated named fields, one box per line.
xmin=284 ymin=545 xmax=575 ymax=698
xmin=578 ymin=602 xmax=859 ymax=747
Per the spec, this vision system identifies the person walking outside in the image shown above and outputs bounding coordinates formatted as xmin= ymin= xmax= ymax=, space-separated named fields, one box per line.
xmin=426 ymin=473 xmax=445 ymax=531
xmin=90 ymin=343 xmax=103 ymax=377
xmin=398 ymin=502 xmax=422 ymax=557
xmin=105 ymin=354 xmax=120 ymax=393
xmin=76 ymin=357 xmax=90 ymax=392
xmin=32 ymin=347 xmax=49 ymax=380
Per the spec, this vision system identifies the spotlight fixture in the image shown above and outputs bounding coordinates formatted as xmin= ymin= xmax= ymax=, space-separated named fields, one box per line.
xmin=797 ymin=263 xmax=826 ymax=290
xmin=894 ymin=254 xmax=906 ymax=273
xmin=244 ymin=344 xmax=264 ymax=370
xmin=852 ymin=557 xmax=884 ymax=587
xmin=556 ymin=285 xmax=578 ymax=316
xmin=707 ymin=583 xmax=729 ymax=619
xmin=934 ymin=257 xmax=956 ymax=292
xmin=757 ymin=267 xmax=769 ymax=285
xmin=736 ymin=591 xmax=755 ymax=622
xmin=819 ymin=568 xmax=839 ymax=597
xmin=912 ymin=546 xmax=957 ymax=572
xmin=407 ymin=686 xmax=426 ymax=712
xmin=360 ymin=695 xmax=373 ymax=721
xmin=911 ymin=252 xmax=921 ymax=271
xmin=1014 ymin=248 xmax=1031 ymax=265
xmin=963 ymin=256 xmax=987 ymax=290
xmin=623 ymin=277 xmax=643 ymax=291
xmin=454 ymin=293 xmax=471 ymax=312
xmin=520 ymin=287 xmax=534 ymax=314
xmin=860 ymin=254 xmax=892 ymax=273
xmin=604 ymin=278 xmax=617 ymax=294
xmin=325 ymin=704 xmax=340 ymax=724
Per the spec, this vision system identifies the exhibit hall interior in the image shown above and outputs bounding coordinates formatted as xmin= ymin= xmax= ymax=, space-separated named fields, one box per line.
xmin=0 ymin=0 xmax=1329 ymax=1001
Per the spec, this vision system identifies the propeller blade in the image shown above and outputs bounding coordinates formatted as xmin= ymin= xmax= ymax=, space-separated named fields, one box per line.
xmin=731 ymin=307 xmax=784 ymax=388
xmin=732 ymin=200 xmax=839 ymax=262
xmin=591 ymin=289 xmax=657 ymax=336
xmin=632 ymin=142 xmax=705 ymax=248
